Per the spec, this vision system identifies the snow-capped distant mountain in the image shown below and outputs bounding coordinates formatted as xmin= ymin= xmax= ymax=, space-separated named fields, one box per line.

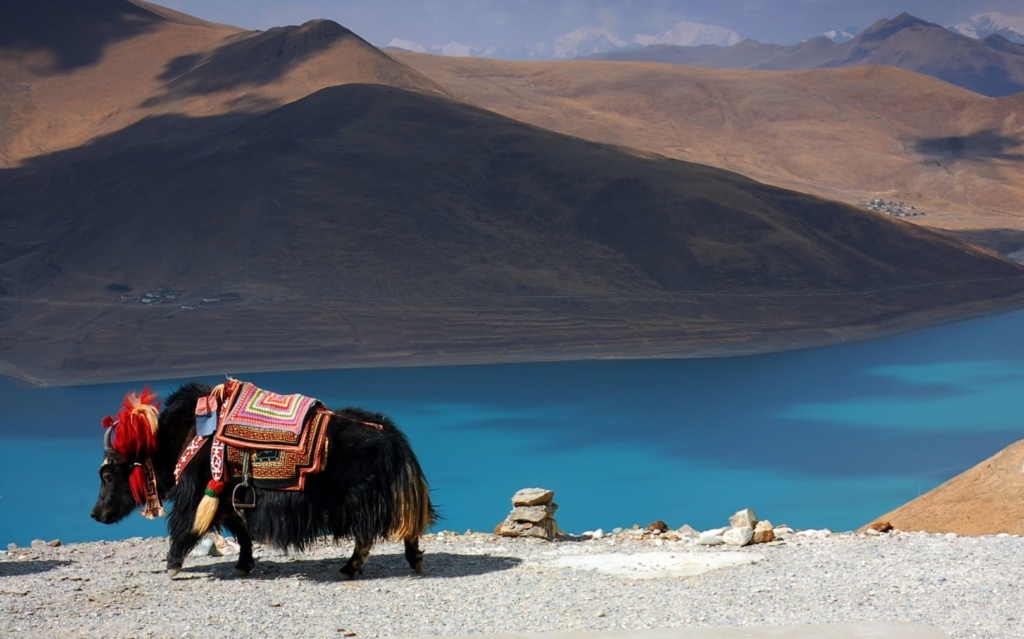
xmin=949 ymin=12 xmax=1024 ymax=43
xmin=821 ymin=28 xmax=857 ymax=43
xmin=386 ymin=38 xmax=426 ymax=53
xmin=385 ymin=39 xmax=484 ymax=57
xmin=528 ymin=27 xmax=628 ymax=59
xmin=386 ymin=19 xmax=743 ymax=60
xmin=633 ymin=20 xmax=741 ymax=47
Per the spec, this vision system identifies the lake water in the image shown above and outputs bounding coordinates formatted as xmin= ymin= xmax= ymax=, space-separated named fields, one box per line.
xmin=2 ymin=309 xmax=1022 ymax=547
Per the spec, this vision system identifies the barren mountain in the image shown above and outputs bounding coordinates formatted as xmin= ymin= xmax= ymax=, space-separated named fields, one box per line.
xmin=391 ymin=52 xmax=1024 ymax=250
xmin=0 ymin=0 xmax=441 ymax=166
xmin=865 ymin=440 xmax=1024 ymax=536
xmin=2 ymin=1 xmax=1024 ymax=385
xmin=594 ymin=13 xmax=1024 ymax=98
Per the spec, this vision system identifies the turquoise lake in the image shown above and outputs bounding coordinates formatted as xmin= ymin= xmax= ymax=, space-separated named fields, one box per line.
xmin=2 ymin=308 xmax=1022 ymax=547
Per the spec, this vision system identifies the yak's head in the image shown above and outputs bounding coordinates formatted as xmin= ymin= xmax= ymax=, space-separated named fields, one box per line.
xmin=90 ymin=388 xmax=160 ymax=524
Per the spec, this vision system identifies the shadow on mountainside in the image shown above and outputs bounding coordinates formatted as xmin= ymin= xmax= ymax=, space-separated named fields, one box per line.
xmin=913 ymin=129 xmax=1024 ymax=165
xmin=0 ymin=0 xmax=162 ymax=74
xmin=175 ymin=551 xmax=521 ymax=582
xmin=143 ymin=20 xmax=378 ymax=106
xmin=946 ymin=228 xmax=1024 ymax=256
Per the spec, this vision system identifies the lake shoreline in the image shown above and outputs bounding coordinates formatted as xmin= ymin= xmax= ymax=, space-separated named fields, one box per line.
xmin=5 ymin=296 xmax=1024 ymax=388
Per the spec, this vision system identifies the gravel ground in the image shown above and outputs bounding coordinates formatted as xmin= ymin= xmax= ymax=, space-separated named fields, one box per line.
xmin=1 ymin=528 xmax=1021 ymax=639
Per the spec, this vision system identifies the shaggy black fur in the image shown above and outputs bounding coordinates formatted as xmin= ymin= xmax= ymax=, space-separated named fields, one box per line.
xmin=94 ymin=381 xmax=437 ymax=578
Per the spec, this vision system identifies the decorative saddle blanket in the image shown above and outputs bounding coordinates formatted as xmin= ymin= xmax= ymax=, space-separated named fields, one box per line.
xmin=176 ymin=379 xmax=332 ymax=492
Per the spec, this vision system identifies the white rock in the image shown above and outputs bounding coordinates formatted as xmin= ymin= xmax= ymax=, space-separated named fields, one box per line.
xmin=698 ymin=527 xmax=728 ymax=546
xmin=729 ymin=508 xmax=758 ymax=529
xmin=864 ymin=528 xmax=881 ymax=537
xmin=591 ymin=529 xmax=605 ymax=540
xmin=677 ymin=524 xmax=699 ymax=538
xmin=723 ymin=526 xmax=754 ymax=547
xmin=190 ymin=537 xmax=215 ymax=557
xmin=945 ymin=532 xmax=958 ymax=540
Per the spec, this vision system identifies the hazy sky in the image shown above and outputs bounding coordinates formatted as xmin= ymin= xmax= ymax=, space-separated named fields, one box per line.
xmin=160 ymin=1 xmax=1021 ymax=48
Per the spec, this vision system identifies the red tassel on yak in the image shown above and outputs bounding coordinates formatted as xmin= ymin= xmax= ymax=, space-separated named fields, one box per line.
xmin=102 ymin=387 xmax=161 ymax=506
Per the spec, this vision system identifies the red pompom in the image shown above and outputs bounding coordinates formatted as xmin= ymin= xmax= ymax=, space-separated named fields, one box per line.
xmin=207 ymin=480 xmax=226 ymax=495
xmin=108 ymin=387 xmax=161 ymax=460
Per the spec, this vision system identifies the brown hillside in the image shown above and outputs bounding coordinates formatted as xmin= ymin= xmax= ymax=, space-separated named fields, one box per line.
xmin=391 ymin=52 xmax=1024 ymax=248
xmin=864 ymin=440 xmax=1024 ymax=536
xmin=3 ymin=1 xmax=1024 ymax=385
xmin=0 ymin=0 xmax=440 ymax=166
xmin=2 ymin=82 xmax=1024 ymax=385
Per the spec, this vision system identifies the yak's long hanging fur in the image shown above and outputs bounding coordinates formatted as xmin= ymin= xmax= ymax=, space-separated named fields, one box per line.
xmin=160 ymin=382 xmax=437 ymax=568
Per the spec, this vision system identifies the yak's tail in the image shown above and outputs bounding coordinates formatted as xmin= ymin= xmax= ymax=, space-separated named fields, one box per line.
xmin=388 ymin=459 xmax=438 ymax=540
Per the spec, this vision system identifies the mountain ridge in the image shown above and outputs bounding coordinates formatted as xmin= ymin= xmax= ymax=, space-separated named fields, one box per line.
xmin=592 ymin=13 xmax=1024 ymax=97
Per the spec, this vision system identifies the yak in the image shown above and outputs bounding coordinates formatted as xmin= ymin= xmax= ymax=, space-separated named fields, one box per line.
xmin=91 ymin=381 xmax=437 ymax=578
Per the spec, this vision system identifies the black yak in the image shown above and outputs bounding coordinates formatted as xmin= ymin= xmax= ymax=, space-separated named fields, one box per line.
xmin=91 ymin=380 xmax=437 ymax=578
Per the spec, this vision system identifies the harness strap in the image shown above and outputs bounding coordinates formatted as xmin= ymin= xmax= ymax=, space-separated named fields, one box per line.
xmin=174 ymin=434 xmax=208 ymax=483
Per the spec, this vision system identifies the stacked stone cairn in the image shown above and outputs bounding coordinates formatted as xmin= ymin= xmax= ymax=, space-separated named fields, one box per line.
xmin=495 ymin=488 xmax=559 ymax=541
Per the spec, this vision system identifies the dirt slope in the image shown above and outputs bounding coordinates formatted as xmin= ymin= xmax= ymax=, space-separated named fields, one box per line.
xmin=392 ymin=52 xmax=1024 ymax=246
xmin=865 ymin=440 xmax=1024 ymax=535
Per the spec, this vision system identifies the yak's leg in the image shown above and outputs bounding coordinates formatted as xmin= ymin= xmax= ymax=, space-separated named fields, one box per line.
xmin=165 ymin=505 xmax=202 ymax=577
xmin=223 ymin=519 xmax=255 ymax=577
xmin=404 ymin=536 xmax=424 ymax=574
xmin=166 ymin=531 xmax=202 ymax=577
xmin=339 ymin=537 xmax=373 ymax=580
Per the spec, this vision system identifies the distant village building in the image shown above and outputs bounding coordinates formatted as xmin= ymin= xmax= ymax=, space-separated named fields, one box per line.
xmin=861 ymin=198 xmax=924 ymax=218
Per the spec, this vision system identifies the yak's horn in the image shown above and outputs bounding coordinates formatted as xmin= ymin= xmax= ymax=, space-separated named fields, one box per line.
xmin=103 ymin=426 xmax=124 ymax=463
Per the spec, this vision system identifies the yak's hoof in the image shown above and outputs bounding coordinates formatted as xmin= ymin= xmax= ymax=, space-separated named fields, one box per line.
xmin=232 ymin=567 xmax=251 ymax=578
xmin=339 ymin=566 xmax=361 ymax=580
xmin=167 ymin=568 xmax=181 ymax=578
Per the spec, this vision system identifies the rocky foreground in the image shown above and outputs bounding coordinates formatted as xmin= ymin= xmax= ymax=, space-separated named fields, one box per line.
xmin=2 ymin=525 xmax=1021 ymax=639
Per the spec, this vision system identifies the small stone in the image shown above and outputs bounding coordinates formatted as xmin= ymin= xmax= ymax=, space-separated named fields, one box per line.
xmin=729 ymin=508 xmax=758 ymax=529
xmin=510 ymin=503 xmax=558 ymax=522
xmin=945 ymin=532 xmax=958 ymax=540
xmin=752 ymin=521 xmax=775 ymax=544
xmin=677 ymin=524 xmax=699 ymax=538
xmin=646 ymin=520 xmax=669 ymax=533
xmin=723 ymin=526 xmax=754 ymax=547
xmin=512 ymin=488 xmax=555 ymax=507
xmin=46 ymin=539 xmax=62 ymax=548
xmin=864 ymin=528 xmax=881 ymax=537
xmin=866 ymin=521 xmax=893 ymax=533
xmin=612 ymin=527 xmax=624 ymax=534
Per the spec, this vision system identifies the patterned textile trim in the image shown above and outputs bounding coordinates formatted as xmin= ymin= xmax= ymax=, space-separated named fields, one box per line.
xmin=222 ymin=382 xmax=319 ymax=441
xmin=225 ymin=409 xmax=332 ymax=491
xmin=211 ymin=437 xmax=225 ymax=482
xmin=140 ymin=458 xmax=164 ymax=519
xmin=174 ymin=435 xmax=208 ymax=484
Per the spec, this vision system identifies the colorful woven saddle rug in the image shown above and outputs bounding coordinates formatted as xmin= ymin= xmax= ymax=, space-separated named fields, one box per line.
xmin=210 ymin=380 xmax=331 ymax=491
